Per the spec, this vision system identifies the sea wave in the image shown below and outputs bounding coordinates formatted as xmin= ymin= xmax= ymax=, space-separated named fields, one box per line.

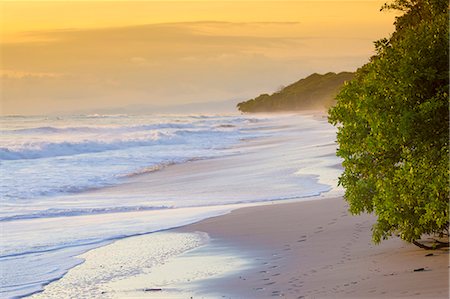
xmin=0 ymin=205 xmax=174 ymax=222
xmin=0 ymin=129 xmax=235 ymax=160
xmin=1 ymin=123 xmax=197 ymax=135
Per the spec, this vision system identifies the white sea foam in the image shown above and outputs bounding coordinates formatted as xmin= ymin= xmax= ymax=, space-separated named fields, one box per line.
xmin=28 ymin=232 xmax=209 ymax=299
xmin=0 ymin=127 xmax=240 ymax=160
xmin=0 ymin=205 xmax=238 ymax=299
xmin=0 ymin=114 xmax=261 ymax=200
xmin=28 ymin=231 xmax=249 ymax=299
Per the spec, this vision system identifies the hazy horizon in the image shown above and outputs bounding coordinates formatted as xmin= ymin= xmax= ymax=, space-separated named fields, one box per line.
xmin=0 ymin=1 xmax=396 ymax=115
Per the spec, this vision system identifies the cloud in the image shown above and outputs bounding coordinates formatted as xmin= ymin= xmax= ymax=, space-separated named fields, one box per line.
xmin=0 ymin=69 xmax=64 ymax=79
xmin=1 ymin=21 xmax=389 ymax=115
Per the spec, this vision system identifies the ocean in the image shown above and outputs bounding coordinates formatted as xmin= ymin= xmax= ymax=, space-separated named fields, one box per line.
xmin=0 ymin=113 xmax=342 ymax=298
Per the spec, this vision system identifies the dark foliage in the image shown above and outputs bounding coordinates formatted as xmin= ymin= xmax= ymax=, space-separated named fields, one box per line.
xmin=237 ymin=72 xmax=354 ymax=113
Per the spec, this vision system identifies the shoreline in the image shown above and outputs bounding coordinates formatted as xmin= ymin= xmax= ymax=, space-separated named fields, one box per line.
xmin=16 ymin=112 xmax=448 ymax=298
xmin=30 ymin=195 xmax=449 ymax=298
xmin=4 ymin=113 xmax=344 ymax=298
xmin=176 ymin=196 xmax=449 ymax=298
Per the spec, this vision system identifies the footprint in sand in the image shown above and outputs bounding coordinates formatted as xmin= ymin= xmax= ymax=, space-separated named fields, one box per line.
xmin=314 ymin=227 xmax=324 ymax=233
xmin=271 ymin=257 xmax=282 ymax=261
xmin=271 ymin=291 xmax=283 ymax=297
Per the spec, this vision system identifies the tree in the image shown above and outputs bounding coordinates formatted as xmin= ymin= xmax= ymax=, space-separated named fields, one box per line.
xmin=237 ymin=72 xmax=354 ymax=112
xmin=328 ymin=0 xmax=449 ymax=247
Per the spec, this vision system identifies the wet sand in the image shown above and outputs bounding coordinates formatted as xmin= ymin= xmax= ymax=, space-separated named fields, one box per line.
xmin=30 ymin=194 xmax=448 ymax=298
xmin=178 ymin=196 xmax=449 ymax=298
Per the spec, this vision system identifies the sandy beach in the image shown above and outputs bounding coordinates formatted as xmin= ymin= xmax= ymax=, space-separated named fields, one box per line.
xmin=33 ymin=196 xmax=448 ymax=298
xmin=178 ymin=196 xmax=449 ymax=298
xmin=23 ymin=114 xmax=448 ymax=299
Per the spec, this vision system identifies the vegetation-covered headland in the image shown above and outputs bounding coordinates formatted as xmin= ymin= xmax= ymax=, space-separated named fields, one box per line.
xmin=329 ymin=0 xmax=449 ymax=249
xmin=237 ymin=72 xmax=354 ymax=112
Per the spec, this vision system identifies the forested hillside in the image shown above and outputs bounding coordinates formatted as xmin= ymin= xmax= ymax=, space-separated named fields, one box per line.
xmin=237 ymin=72 xmax=354 ymax=112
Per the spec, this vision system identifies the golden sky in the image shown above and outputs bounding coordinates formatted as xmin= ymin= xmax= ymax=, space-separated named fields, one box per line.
xmin=0 ymin=1 xmax=396 ymax=115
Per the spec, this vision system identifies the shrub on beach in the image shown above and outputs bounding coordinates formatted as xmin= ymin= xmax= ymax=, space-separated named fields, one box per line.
xmin=328 ymin=0 xmax=449 ymax=247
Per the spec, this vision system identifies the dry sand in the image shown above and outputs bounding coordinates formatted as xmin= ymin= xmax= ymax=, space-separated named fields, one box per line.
xmin=178 ymin=197 xmax=449 ymax=298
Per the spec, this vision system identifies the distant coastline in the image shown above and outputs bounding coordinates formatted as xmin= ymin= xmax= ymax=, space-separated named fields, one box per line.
xmin=237 ymin=72 xmax=354 ymax=113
